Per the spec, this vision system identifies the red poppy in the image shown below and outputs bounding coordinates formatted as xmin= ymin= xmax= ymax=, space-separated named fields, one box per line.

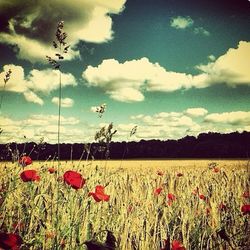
xmin=63 ymin=170 xmax=85 ymax=190
xmin=48 ymin=167 xmax=56 ymax=174
xmin=212 ymin=167 xmax=220 ymax=173
xmin=199 ymin=194 xmax=207 ymax=201
xmin=20 ymin=170 xmax=40 ymax=182
xmin=177 ymin=173 xmax=183 ymax=177
xmin=157 ymin=170 xmax=164 ymax=176
xmin=172 ymin=240 xmax=186 ymax=250
xmin=0 ymin=232 xmax=23 ymax=250
xmin=154 ymin=187 xmax=163 ymax=195
xmin=127 ymin=205 xmax=133 ymax=213
xmin=167 ymin=193 xmax=176 ymax=201
xmin=241 ymin=204 xmax=250 ymax=215
xmin=19 ymin=155 xmax=32 ymax=167
xmin=89 ymin=185 xmax=110 ymax=202
xmin=219 ymin=203 xmax=227 ymax=211
xmin=206 ymin=207 xmax=211 ymax=216
xmin=60 ymin=239 xmax=66 ymax=248
xmin=242 ymin=191 xmax=250 ymax=199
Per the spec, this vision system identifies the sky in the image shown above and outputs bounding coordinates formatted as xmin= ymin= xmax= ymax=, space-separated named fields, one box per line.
xmin=0 ymin=0 xmax=250 ymax=143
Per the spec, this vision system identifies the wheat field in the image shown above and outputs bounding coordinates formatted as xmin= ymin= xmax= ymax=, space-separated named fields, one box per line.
xmin=0 ymin=159 xmax=249 ymax=249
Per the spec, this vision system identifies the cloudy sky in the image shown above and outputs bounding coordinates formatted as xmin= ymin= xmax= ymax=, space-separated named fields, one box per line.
xmin=0 ymin=0 xmax=250 ymax=143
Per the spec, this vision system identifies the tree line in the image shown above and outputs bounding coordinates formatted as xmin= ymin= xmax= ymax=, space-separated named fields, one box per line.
xmin=0 ymin=131 xmax=249 ymax=161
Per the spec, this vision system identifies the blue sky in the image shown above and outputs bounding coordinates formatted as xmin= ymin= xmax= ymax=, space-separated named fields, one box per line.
xmin=0 ymin=0 xmax=250 ymax=143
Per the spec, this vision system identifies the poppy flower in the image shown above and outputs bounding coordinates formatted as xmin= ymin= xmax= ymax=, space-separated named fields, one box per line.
xmin=206 ymin=207 xmax=211 ymax=216
xmin=48 ymin=167 xmax=56 ymax=174
xmin=89 ymin=185 xmax=110 ymax=202
xmin=199 ymin=194 xmax=207 ymax=201
xmin=212 ymin=167 xmax=220 ymax=173
xmin=19 ymin=155 xmax=32 ymax=167
xmin=177 ymin=173 xmax=183 ymax=177
xmin=63 ymin=170 xmax=85 ymax=190
xmin=20 ymin=170 xmax=40 ymax=182
xmin=242 ymin=191 xmax=250 ymax=199
xmin=167 ymin=193 xmax=176 ymax=201
xmin=219 ymin=203 xmax=227 ymax=211
xmin=60 ymin=239 xmax=66 ymax=248
xmin=154 ymin=187 xmax=163 ymax=195
xmin=0 ymin=232 xmax=23 ymax=250
xmin=172 ymin=240 xmax=186 ymax=250
xmin=157 ymin=170 xmax=164 ymax=176
xmin=241 ymin=204 xmax=250 ymax=215
xmin=167 ymin=193 xmax=176 ymax=206
xmin=127 ymin=205 xmax=133 ymax=213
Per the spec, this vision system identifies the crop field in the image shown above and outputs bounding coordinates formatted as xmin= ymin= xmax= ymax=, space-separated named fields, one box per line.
xmin=0 ymin=159 xmax=249 ymax=250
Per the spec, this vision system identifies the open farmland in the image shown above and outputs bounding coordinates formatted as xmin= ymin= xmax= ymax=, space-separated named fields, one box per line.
xmin=0 ymin=159 xmax=249 ymax=249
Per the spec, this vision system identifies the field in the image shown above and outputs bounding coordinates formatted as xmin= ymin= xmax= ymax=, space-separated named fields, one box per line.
xmin=0 ymin=159 xmax=249 ymax=250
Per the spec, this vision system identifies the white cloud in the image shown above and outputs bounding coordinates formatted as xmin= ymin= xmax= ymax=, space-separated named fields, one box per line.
xmin=82 ymin=41 xmax=250 ymax=102
xmin=129 ymin=109 xmax=250 ymax=140
xmin=170 ymin=16 xmax=194 ymax=29
xmin=196 ymin=41 xmax=250 ymax=86
xmin=108 ymin=88 xmax=144 ymax=102
xmin=126 ymin=112 xmax=198 ymax=140
xmin=204 ymin=111 xmax=250 ymax=125
xmin=27 ymin=69 xmax=76 ymax=94
xmin=0 ymin=31 xmax=79 ymax=63
xmin=82 ymin=57 xmax=194 ymax=102
xmin=0 ymin=64 xmax=77 ymax=105
xmin=194 ymin=27 xmax=210 ymax=36
xmin=0 ymin=0 xmax=126 ymax=62
xmin=29 ymin=114 xmax=80 ymax=126
xmin=0 ymin=114 xmax=81 ymax=143
xmin=24 ymin=90 xmax=44 ymax=105
xmin=170 ymin=15 xmax=210 ymax=36
xmin=185 ymin=108 xmax=208 ymax=117
xmin=0 ymin=65 xmax=27 ymax=93
xmin=1 ymin=109 xmax=249 ymax=143
xmin=51 ymin=97 xmax=74 ymax=108
xmin=208 ymin=55 xmax=216 ymax=61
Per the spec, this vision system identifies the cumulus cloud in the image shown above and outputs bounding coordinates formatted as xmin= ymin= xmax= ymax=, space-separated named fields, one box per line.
xmin=185 ymin=108 xmax=208 ymax=117
xmin=82 ymin=41 xmax=250 ymax=102
xmin=0 ymin=114 xmax=80 ymax=143
xmin=0 ymin=0 xmax=126 ymax=62
xmin=129 ymin=109 xmax=250 ymax=140
xmin=0 ymin=64 xmax=77 ymax=105
xmin=129 ymin=111 xmax=200 ymax=140
xmin=51 ymin=97 xmax=74 ymax=107
xmin=196 ymin=41 xmax=250 ymax=86
xmin=82 ymin=57 xmax=193 ymax=102
xmin=1 ymin=108 xmax=249 ymax=143
xmin=170 ymin=16 xmax=194 ymax=29
xmin=24 ymin=91 xmax=44 ymax=105
xmin=26 ymin=69 xmax=76 ymax=93
xmin=0 ymin=30 xmax=79 ymax=63
xmin=204 ymin=111 xmax=250 ymax=125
